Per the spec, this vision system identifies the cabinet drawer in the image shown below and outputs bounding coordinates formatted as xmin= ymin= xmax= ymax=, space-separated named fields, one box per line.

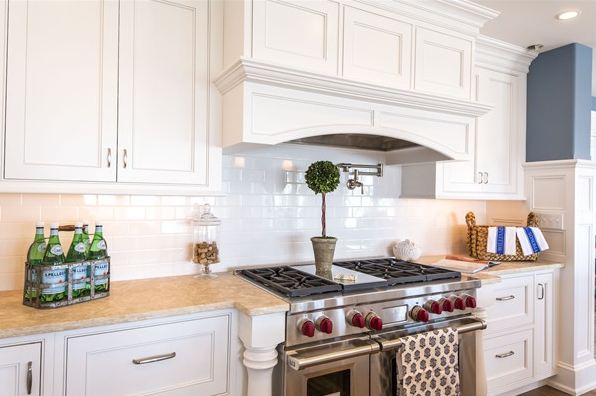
xmin=484 ymin=329 xmax=533 ymax=392
xmin=66 ymin=315 xmax=229 ymax=396
xmin=485 ymin=275 xmax=534 ymax=333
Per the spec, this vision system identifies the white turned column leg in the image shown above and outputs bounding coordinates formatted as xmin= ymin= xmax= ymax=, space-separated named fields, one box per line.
xmin=237 ymin=311 xmax=287 ymax=396
xmin=243 ymin=345 xmax=279 ymax=396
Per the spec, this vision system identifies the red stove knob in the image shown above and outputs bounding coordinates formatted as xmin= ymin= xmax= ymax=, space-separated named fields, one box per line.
xmin=366 ymin=312 xmax=383 ymax=331
xmin=410 ymin=306 xmax=430 ymax=322
xmin=437 ymin=298 xmax=453 ymax=312
xmin=463 ymin=295 xmax=477 ymax=309
xmin=347 ymin=310 xmax=365 ymax=328
xmin=424 ymin=300 xmax=443 ymax=315
xmin=451 ymin=295 xmax=466 ymax=310
xmin=299 ymin=319 xmax=315 ymax=337
xmin=316 ymin=316 xmax=333 ymax=334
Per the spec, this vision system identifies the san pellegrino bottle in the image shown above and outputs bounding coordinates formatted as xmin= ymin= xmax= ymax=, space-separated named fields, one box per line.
xmin=41 ymin=223 xmax=67 ymax=303
xmin=27 ymin=222 xmax=46 ymax=264
xmin=66 ymin=223 xmax=87 ymax=262
xmin=24 ymin=222 xmax=46 ymax=300
xmin=82 ymin=223 xmax=91 ymax=254
xmin=88 ymin=224 xmax=109 ymax=293
xmin=67 ymin=223 xmax=89 ymax=298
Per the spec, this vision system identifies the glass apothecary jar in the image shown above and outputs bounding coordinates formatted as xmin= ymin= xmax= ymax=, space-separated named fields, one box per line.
xmin=191 ymin=204 xmax=221 ymax=278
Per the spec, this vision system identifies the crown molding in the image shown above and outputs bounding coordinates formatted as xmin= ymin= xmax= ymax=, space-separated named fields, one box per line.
xmin=214 ymin=58 xmax=492 ymax=118
xmin=476 ymin=35 xmax=538 ymax=74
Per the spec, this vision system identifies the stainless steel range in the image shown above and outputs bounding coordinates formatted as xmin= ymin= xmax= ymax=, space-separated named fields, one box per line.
xmin=238 ymin=258 xmax=487 ymax=396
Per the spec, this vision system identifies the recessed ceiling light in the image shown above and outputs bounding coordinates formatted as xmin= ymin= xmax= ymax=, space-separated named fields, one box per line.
xmin=556 ymin=10 xmax=580 ymax=20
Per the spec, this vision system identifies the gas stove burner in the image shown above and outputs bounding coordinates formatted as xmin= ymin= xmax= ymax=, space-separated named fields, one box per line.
xmin=333 ymin=258 xmax=460 ymax=286
xmin=240 ymin=266 xmax=342 ymax=298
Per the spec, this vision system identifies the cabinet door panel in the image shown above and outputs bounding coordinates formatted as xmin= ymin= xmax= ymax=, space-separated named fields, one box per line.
xmin=534 ymin=272 xmax=555 ymax=378
xmin=342 ymin=7 xmax=412 ymax=89
xmin=66 ymin=316 xmax=229 ymax=396
xmin=414 ymin=27 xmax=472 ymax=99
xmin=118 ymin=0 xmax=209 ymax=185
xmin=4 ymin=0 xmax=118 ymax=182
xmin=477 ymin=69 xmax=518 ymax=193
xmin=0 ymin=343 xmax=42 ymax=396
xmin=253 ymin=0 xmax=339 ymax=74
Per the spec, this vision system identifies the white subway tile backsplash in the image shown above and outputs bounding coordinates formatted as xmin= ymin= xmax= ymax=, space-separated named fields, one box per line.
xmin=0 ymin=145 xmax=488 ymax=290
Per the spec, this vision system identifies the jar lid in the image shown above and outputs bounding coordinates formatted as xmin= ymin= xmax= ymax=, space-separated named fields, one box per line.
xmin=193 ymin=204 xmax=221 ymax=226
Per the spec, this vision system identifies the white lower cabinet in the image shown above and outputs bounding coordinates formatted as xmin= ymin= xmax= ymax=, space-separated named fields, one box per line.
xmin=65 ymin=315 xmax=230 ymax=396
xmin=478 ymin=270 xmax=557 ymax=395
xmin=0 ymin=342 xmax=42 ymax=396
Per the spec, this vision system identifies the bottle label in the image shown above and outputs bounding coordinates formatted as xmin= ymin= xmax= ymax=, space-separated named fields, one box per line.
xmin=97 ymin=240 xmax=107 ymax=250
xmin=37 ymin=243 xmax=47 ymax=253
xmin=50 ymin=245 xmax=63 ymax=256
xmin=94 ymin=261 xmax=109 ymax=286
xmin=41 ymin=269 xmax=66 ymax=295
xmin=72 ymin=265 xmax=88 ymax=281
xmin=74 ymin=242 xmax=86 ymax=253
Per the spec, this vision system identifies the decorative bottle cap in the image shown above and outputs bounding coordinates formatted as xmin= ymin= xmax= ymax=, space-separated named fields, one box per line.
xmin=50 ymin=223 xmax=59 ymax=229
xmin=75 ymin=222 xmax=83 ymax=228
xmin=35 ymin=222 xmax=44 ymax=228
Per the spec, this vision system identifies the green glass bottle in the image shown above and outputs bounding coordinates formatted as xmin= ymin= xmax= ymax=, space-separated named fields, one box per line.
xmin=67 ymin=223 xmax=89 ymax=298
xmin=27 ymin=222 xmax=46 ymax=264
xmin=88 ymin=224 xmax=109 ymax=293
xmin=41 ymin=223 xmax=67 ymax=303
xmin=82 ymin=223 xmax=91 ymax=254
xmin=24 ymin=222 xmax=46 ymax=300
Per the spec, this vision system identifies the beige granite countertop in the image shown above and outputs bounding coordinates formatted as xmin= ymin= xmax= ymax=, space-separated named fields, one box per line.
xmin=0 ymin=273 xmax=288 ymax=339
xmin=415 ymin=255 xmax=564 ymax=284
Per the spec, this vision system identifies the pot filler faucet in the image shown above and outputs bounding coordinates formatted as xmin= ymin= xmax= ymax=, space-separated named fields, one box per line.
xmin=336 ymin=163 xmax=383 ymax=194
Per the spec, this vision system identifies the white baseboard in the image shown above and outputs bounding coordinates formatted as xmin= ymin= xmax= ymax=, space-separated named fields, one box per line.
xmin=547 ymin=360 xmax=596 ymax=395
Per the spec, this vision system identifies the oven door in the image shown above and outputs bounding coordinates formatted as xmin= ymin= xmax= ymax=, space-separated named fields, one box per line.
xmin=370 ymin=317 xmax=486 ymax=396
xmin=281 ymin=337 xmax=380 ymax=396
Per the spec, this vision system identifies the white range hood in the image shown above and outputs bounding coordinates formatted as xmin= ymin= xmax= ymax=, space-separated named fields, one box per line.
xmin=214 ymin=0 xmax=499 ymax=164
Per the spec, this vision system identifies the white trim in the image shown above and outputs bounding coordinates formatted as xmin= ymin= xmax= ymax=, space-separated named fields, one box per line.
xmin=214 ymin=58 xmax=492 ymax=117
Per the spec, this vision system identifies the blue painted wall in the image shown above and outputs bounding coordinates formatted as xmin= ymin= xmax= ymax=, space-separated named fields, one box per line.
xmin=593 ymin=96 xmax=596 ymax=111
xmin=526 ymin=43 xmax=593 ymax=161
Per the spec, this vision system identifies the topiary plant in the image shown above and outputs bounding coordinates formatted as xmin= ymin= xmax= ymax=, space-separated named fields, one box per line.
xmin=305 ymin=160 xmax=340 ymax=238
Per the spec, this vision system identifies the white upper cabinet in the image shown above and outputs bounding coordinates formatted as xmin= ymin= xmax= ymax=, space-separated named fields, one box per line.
xmin=342 ymin=7 xmax=412 ymax=89
xmin=413 ymin=27 xmax=472 ymax=99
xmin=4 ymin=0 xmax=119 ymax=182
xmin=118 ymin=0 xmax=209 ymax=185
xmin=252 ymin=0 xmax=339 ymax=74
xmin=475 ymin=68 xmax=520 ymax=194
xmin=400 ymin=37 xmax=535 ymax=200
xmin=0 ymin=0 xmax=221 ymax=193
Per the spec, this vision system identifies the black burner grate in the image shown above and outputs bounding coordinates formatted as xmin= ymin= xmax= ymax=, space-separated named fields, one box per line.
xmin=239 ymin=266 xmax=342 ymax=298
xmin=333 ymin=258 xmax=460 ymax=286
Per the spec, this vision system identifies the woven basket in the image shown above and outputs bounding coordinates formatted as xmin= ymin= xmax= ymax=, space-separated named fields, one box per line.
xmin=465 ymin=211 xmax=539 ymax=262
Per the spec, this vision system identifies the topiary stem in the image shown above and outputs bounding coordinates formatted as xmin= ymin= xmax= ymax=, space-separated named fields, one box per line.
xmin=321 ymin=192 xmax=326 ymax=238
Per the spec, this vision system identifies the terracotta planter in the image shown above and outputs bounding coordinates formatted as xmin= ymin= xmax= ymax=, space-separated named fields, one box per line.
xmin=311 ymin=237 xmax=337 ymax=275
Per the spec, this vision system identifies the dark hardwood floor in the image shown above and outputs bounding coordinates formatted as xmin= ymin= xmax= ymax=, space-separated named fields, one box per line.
xmin=521 ymin=386 xmax=596 ymax=395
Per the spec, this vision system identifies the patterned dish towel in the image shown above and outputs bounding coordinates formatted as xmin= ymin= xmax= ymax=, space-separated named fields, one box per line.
xmin=516 ymin=227 xmax=549 ymax=255
xmin=396 ymin=328 xmax=460 ymax=396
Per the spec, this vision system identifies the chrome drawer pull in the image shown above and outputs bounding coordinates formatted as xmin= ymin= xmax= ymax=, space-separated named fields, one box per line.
xmin=495 ymin=351 xmax=515 ymax=359
xmin=496 ymin=295 xmax=515 ymax=301
xmin=132 ymin=352 xmax=176 ymax=365
xmin=26 ymin=361 xmax=32 ymax=395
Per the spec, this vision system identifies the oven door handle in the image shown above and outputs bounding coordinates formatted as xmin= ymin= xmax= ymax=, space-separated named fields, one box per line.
xmin=378 ymin=318 xmax=487 ymax=351
xmin=287 ymin=343 xmax=379 ymax=371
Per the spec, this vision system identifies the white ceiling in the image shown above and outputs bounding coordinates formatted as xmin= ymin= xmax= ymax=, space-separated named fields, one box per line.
xmin=476 ymin=0 xmax=596 ymax=95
